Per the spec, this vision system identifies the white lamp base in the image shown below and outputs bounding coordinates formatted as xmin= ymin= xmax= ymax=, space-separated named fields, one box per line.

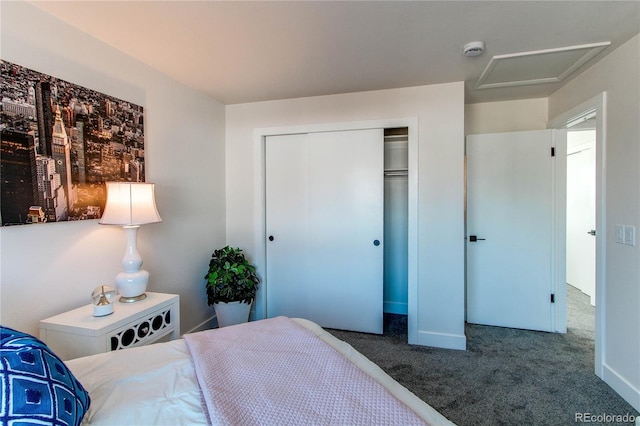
xmin=116 ymin=268 xmax=149 ymax=303
xmin=116 ymin=226 xmax=150 ymax=303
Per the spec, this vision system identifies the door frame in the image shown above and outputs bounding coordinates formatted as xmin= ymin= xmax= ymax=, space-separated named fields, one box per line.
xmin=549 ymin=92 xmax=606 ymax=378
xmin=252 ymin=117 xmax=419 ymax=342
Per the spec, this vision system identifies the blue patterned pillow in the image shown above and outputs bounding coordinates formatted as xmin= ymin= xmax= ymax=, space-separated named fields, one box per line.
xmin=0 ymin=326 xmax=90 ymax=426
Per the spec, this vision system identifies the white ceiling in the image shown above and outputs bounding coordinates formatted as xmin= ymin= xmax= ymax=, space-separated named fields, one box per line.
xmin=29 ymin=1 xmax=640 ymax=105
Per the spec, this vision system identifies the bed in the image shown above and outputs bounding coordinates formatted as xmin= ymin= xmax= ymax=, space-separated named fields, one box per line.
xmin=2 ymin=317 xmax=455 ymax=425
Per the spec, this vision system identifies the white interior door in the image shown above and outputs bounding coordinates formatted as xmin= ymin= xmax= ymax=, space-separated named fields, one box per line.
xmin=467 ymin=130 xmax=559 ymax=332
xmin=265 ymin=129 xmax=384 ymax=334
xmin=566 ymin=131 xmax=596 ymax=305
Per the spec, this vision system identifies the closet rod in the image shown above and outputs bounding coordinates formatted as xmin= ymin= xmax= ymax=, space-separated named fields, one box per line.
xmin=384 ymin=169 xmax=408 ymax=177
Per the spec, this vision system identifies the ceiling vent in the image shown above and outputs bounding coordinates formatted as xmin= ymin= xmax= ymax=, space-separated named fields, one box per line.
xmin=474 ymin=41 xmax=610 ymax=90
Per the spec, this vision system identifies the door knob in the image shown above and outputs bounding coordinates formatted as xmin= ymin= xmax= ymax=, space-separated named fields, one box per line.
xmin=268 ymin=235 xmax=274 ymax=241
xmin=373 ymin=239 xmax=380 ymax=246
xmin=469 ymin=235 xmax=486 ymax=242
xmin=587 ymin=230 xmax=596 ymax=236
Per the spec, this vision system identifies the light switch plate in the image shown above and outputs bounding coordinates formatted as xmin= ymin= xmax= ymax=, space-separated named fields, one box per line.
xmin=615 ymin=225 xmax=625 ymax=244
xmin=624 ymin=225 xmax=636 ymax=246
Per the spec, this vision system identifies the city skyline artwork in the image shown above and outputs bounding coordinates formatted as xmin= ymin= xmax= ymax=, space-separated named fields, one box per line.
xmin=1 ymin=60 xmax=145 ymax=226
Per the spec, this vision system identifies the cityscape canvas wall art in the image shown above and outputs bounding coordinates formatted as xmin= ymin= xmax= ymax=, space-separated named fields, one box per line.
xmin=0 ymin=60 xmax=145 ymax=226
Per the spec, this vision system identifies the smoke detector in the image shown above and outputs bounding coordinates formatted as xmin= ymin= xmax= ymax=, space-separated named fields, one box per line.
xmin=463 ymin=41 xmax=485 ymax=57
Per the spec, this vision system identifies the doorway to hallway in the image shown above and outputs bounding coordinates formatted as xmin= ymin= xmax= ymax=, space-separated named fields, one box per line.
xmin=566 ymin=123 xmax=596 ymax=341
xmin=550 ymin=93 xmax=605 ymax=378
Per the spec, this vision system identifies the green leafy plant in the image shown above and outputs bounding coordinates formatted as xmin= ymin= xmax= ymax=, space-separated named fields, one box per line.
xmin=205 ymin=246 xmax=260 ymax=305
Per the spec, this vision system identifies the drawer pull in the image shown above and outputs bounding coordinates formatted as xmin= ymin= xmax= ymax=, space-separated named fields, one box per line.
xmin=138 ymin=321 xmax=150 ymax=338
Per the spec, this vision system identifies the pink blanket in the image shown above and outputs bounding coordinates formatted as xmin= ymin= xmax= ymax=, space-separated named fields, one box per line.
xmin=184 ymin=316 xmax=428 ymax=425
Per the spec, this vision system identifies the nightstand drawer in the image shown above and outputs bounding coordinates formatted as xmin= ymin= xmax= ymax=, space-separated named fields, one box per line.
xmin=108 ymin=303 xmax=175 ymax=351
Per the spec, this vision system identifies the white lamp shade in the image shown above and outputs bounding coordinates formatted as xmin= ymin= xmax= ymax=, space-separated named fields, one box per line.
xmin=99 ymin=182 xmax=162 ymax=225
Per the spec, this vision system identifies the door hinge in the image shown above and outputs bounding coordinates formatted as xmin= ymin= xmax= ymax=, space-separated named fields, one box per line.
xmin=550 ymin=293 xmax=555 ymax=303
xmin=551 ymin=147 xmax=556 ymax=157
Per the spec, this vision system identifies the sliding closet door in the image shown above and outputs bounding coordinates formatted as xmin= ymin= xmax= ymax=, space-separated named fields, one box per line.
xmin=265 ymin=129 xmax=384 ymax=334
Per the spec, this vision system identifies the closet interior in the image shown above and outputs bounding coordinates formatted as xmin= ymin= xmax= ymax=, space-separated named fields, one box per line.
xmin=383 ymin=128 xmax=409 ymax=318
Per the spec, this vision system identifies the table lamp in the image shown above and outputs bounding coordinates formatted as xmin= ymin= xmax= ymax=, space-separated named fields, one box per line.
xmin=99 ymin=182 xmax=162 ymax=302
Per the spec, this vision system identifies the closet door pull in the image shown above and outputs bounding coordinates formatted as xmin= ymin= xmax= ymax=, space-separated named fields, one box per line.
xmin=373 ymin=239 xmax=380 ymax=246
xmin=268 ymin=235 xmax=275 ymax=242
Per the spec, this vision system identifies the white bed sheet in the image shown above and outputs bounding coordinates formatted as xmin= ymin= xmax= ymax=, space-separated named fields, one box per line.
xmin=67 ymin=318 xmax=454 ymax=425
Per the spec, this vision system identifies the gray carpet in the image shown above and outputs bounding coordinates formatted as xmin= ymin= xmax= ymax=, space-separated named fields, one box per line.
xmin=328 ymin=286 xmax=638 ymax=425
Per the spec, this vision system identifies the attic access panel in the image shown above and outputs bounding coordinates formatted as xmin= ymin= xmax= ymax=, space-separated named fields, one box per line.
xmin=474 ymin=42 xmax=610 ymax=90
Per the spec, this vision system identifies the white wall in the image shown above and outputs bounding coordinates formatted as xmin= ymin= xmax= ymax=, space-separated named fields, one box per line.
xmin=465 ymin=98 xmax=548 ymax=135
xmin=226 ymin=82 xmax=466 ymax=349
xmin=549 ymin=34 xmax=640 ymax=411
xmin=0 ymin=2 xmax=226 ymax=336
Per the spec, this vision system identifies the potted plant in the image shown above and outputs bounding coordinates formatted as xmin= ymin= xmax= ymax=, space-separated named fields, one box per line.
xmin=205 ymin=246 xmax=260 ymax=327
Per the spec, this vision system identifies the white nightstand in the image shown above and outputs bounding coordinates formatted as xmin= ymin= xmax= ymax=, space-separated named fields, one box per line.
xmin=39 ymin=292 xmax=180 ymax=361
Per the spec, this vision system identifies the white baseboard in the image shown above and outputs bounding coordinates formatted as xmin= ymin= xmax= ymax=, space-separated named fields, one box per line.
xmin=416 ymin=329 xmax=466 ymax=350
xmin=603 ymin=363 xmax=640 ymax=412
xmin=184 ymin=315 xmax=217 ymax=335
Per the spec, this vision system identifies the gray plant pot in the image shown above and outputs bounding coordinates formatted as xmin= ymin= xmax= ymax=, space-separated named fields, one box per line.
xmin=213 ymin=301 xmax=251 ymax=327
